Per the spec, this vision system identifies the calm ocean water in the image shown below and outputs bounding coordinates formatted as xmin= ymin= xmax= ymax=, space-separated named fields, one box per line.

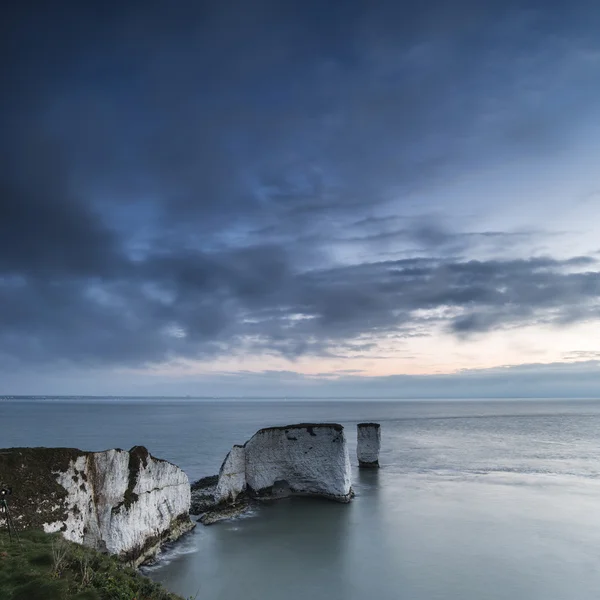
xmin=2 ymin=398 xmax=600 ymax=599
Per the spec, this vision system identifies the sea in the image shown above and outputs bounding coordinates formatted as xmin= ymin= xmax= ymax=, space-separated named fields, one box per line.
xmin=2 ymin=397 xmax=600 ymax=600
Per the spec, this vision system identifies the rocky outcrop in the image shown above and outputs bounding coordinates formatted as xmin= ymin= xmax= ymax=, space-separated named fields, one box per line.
xmin=0 ymin=446 xmax=194 ymax=566
xmin=190 ymin=475 xmax=218 ymax=514
xmin=357 ymin=423 xmax=381 ymax=468
xmin=203 ymin=423 xmax=352 ymax=514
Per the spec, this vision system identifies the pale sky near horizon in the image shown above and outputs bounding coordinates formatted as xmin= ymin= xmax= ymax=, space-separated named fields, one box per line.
xmin=2 ymin=1 xmax=600 ymax=396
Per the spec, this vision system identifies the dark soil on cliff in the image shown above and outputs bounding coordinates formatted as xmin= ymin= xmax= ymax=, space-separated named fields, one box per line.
xmin=0 ymin=529 xmax=186 ymax=600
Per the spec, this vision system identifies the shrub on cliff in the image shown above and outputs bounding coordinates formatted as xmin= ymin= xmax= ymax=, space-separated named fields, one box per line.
xmin=0 ymin=529 xmax=184 ymax=600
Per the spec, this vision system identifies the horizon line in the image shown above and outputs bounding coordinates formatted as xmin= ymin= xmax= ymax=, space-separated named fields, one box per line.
xmin=2 ymin=395 xmax=600 ymax=401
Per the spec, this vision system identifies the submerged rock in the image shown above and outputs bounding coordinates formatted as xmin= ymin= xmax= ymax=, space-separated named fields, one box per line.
xmin=0 ymin=446 xmax=194 ymax=566
xmin=199 ymin=503 xmax=250 ymax=525
xmin=357 ymin=423 xmax=381 ymax=468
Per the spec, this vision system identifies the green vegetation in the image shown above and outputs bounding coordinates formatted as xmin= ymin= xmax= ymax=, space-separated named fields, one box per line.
xmin=0 ymin=530 xmax=185 ymax=600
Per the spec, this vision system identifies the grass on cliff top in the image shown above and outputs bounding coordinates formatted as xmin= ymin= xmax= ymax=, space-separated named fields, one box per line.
xmin=0 ymin=529 xmax=186 ymax=600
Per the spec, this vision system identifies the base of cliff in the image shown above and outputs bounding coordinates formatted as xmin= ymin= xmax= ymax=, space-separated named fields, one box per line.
xmin=199 ymin=501 xmax=251 ymax=525
xmin=358 ymin=460 xmax=380 ymax=468
xmin=249 ymin=486 xmax=355 ymax=503
xmin=197 ymin=485 xmax=355 ymax=525
xmin=0 ymin=529 xmax=184 ymax=600
xmin=123 ymin=514 xmax=196 ymax=567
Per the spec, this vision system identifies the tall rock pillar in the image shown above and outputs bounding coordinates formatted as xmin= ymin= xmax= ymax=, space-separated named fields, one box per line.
xmin=357 ymin=423 xmax=381 ymax=468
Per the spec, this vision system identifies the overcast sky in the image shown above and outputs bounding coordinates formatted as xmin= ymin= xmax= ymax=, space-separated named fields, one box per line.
xmin=2 ymin=0 xmax=600 ymax=397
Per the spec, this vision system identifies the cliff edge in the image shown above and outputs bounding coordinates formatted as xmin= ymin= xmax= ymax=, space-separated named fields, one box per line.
xmin=0 ymin=445 xmax=194 ymax=566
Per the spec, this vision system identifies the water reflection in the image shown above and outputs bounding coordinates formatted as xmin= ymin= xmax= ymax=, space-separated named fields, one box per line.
xmin=355 ymin=465 xmax=381 ymax=494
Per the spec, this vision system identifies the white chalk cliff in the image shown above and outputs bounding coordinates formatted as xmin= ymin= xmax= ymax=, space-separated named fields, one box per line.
xmin=0 ymin=446 xmax=193 ymax=566
xmin=214 ymin=423 xmax=353 ymax=505
xmin=357 ymin=423 xmax=381 ymax=468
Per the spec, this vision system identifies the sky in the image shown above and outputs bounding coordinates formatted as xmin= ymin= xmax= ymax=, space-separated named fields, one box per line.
xmin=2 ymin=0 xmax=600 ymax=397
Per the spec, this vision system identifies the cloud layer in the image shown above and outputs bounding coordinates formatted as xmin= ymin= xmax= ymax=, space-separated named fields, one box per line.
xmin=2 ymin=1 xmax=600 ymax=388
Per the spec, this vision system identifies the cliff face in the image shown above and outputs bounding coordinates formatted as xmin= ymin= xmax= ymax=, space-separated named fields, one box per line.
xmin=212 ymin=423 xmax=353 ymax=506
xmin=357 ymin=423 xmax=381 ymax=468
xmin=214 ymin=445 xmax=246 ymax=504
xmin=0 ymin=446 xmax=193 ymax=566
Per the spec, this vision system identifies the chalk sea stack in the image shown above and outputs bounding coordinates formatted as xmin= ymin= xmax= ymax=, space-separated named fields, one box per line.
xmin=0 ymin=446 xmax=194 ymax=566
xmin=357 ymin=423 xmax=381 ymax=468
xmin=244 ymin=423 xmax=353 ymax=502
xmin=197 ymin=422 xmax=353 ymax=523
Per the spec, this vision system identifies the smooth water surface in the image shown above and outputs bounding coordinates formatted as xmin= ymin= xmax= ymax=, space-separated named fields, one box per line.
xmin=2 ymin=398 xmax=600 ymax=599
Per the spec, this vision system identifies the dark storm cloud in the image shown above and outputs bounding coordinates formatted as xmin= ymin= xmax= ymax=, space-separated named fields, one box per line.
xmin=2 ymin=0 xmax=600 ymax=369
xmin=334 ymin=223 xmax=550 ymax=257
xmin=0 ymin=121 xmax=125 ymax=279
xmin=1 ymin=248 xmax=598 ymax=366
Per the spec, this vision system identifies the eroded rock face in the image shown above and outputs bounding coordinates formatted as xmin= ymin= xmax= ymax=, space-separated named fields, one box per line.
xmin=0 ymin=446 xmax=193 ymax=565
xmin=216 ymin=423 xmax=352 ymax=503
xmin=214 ymin=445 xmax=246 ymax=504
xmin=357 ymin=423 xmax=381 ymax=468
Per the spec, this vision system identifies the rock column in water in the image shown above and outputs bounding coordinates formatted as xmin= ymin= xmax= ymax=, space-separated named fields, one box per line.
xmin=244 ymin=423 xmax=353 ymax=502
xmin=357 ymin=423 xmax=381 ymax=468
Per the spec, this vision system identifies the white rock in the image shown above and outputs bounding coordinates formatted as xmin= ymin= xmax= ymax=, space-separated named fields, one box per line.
xmin=357 ymin=423 xmax=381 ymax=468
xmin=244 ymin=423 xmax=352 ymax=502
xmin=97 ymin=448 xmax=192 ymax=559
xmin=1 ymin=446 xmax=193 ymax=566
xmin=214 ymin=445 xmax=246 ymax=504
